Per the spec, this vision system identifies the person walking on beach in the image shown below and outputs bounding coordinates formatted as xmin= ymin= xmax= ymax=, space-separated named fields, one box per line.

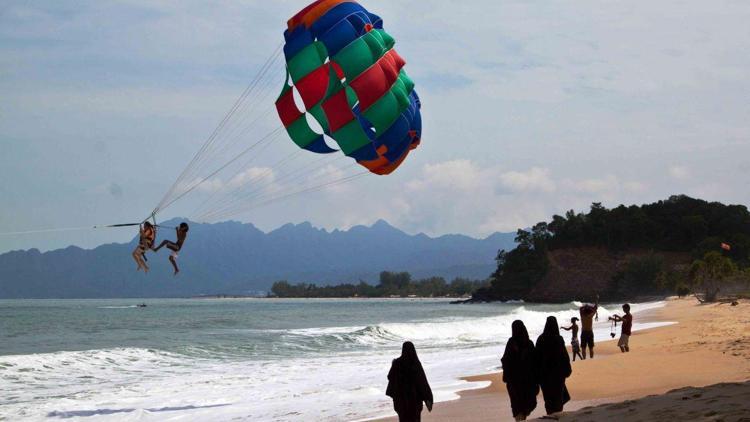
xmin=386 ymin=341 xmax=433 ymax=422
xmin=579 ymin=296 xmax=599 ymax=359
xmin=609 ymin=303 xmax=633 ymax=352
xmin=501 ymin=320 xmax=539 ymax=421
xmin=535 ymin=316 xmax=572 ymax=417
xmin=561 ymin=317 xmax=584 ymax=361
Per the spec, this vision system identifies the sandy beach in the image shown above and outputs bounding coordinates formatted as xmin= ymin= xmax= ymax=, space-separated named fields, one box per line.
xmin=378 ymin=297 xmax=750 ymax=421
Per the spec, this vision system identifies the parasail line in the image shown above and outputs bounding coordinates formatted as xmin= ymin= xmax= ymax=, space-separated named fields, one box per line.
xmin=155 ymin=126 xmax=284 ymax=214
xmin=153 ymin=44 xmax=282 ymax=215
xmin=198 ymin=153 xmax=350 ymax=221
xmin=202 ymin=169 xmax=368 ymax=222
xmin=0 ymin=226 xmax=96 ymax=236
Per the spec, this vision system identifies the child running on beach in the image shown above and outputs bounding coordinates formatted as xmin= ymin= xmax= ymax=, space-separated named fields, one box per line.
xmin=561 ymin=317 xmax=584 ymax=361
xmin=609 ymin=303 xmax=633 ymax=352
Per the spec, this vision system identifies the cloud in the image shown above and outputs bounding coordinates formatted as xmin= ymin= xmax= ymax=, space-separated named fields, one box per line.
xmin=669 ymin=165 xmax=690 ymax=180
xmin=499 ymin=167 xmax=556 ymax=193
xmin=407 ymin=159 xmax=482 ymax=192
xmin=370 ymin=160 xmax=652 ymax=236
xmin=177 ymin=167 xmax=275 ymax=195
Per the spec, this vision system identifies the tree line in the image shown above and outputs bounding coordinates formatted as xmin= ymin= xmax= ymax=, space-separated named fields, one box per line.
xmin=270 ymin=271 xmax=488 ymax=298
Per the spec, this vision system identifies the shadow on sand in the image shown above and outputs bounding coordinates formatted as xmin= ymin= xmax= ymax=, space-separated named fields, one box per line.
xmin=47 ymin=403 xmax=231 ymax=418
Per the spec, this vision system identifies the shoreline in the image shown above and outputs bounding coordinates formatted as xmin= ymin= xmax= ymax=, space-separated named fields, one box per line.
xmin=375 ymin=297 xmax=750 ymax=421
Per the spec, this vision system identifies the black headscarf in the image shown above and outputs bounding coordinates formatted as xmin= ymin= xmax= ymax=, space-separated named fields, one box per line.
xmin=401 ymin=341 xmax=419 ymax=364
xmin=542 ymin=316 xmax=560 ymax=337
xmin=511 ymin=320 xmax=530 ymax=342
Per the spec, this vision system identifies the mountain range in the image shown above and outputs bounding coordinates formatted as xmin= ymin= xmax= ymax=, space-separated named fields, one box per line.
xmin=0 ymin=219 xmax=515 ymax=298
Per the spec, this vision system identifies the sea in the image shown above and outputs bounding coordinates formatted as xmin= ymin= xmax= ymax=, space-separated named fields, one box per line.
xmin=0 ymin=298 xmax=672 ymax=421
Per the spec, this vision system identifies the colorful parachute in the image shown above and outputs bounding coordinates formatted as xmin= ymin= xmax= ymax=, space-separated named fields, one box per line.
xmin=275 ymin=0 xmax=422 ymax=175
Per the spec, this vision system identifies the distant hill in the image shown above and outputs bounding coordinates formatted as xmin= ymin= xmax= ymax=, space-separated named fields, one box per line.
xmin=476 ymin=195 xmax=750 ymax=303
xmin=0 ymin=219 xmax=515 ymax=298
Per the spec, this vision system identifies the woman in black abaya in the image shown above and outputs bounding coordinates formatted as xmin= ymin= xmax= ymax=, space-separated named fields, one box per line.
xmin=386 ymin=341 xmax=433 ymax=422
xmin=535 ymin=316 xmax=572 ymax=416
xmin=501 ymin=320 xmax=539 ymax=421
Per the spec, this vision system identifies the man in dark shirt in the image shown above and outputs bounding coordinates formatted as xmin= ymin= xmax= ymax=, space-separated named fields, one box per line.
xmin=154 ymin=222 xmax=189 ymax=275
xmin=609 ymin=303 xmax=633 ymax=352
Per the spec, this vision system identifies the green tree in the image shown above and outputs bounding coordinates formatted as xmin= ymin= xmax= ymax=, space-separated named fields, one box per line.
xmin=689 ymin=251 xmax=737 ymax=302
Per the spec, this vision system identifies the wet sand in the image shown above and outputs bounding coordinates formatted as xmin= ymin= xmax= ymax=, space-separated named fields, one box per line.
xmin=376 ymin=297 xmax=750 ymax=421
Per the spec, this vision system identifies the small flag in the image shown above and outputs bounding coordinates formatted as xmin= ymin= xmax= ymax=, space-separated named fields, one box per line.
xmin=721 ymin=242 xmax=731 ymax=251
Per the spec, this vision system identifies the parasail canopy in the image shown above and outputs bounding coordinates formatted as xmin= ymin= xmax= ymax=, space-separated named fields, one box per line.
xmin=276 ymin=0 xmax=422 ymax=175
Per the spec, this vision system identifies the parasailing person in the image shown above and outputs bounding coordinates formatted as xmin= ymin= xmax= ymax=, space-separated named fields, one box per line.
xmin=153 ymin=222 xmax=189 ymax=275
xmin=132 ymin=221 xmax=156 ymax=273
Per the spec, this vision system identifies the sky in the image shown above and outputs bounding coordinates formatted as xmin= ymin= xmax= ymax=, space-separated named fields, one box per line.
xmin=1 ymin=0 xmax=749 ymax=253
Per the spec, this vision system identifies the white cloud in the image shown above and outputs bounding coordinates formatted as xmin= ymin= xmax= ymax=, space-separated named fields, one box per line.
xmin=407 ymin=159 xmax=482 ymax=192
xmin=669 ymin=165 xmax=690 ymax=180
xmin=499 ymin=167 xmax=556 ymax=193
xmin=361 ymin=160 xmax=653 ymax=236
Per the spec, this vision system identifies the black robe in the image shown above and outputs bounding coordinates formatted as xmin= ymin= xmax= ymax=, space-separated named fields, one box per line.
xmin=501 ymin=337 xmax=539 ymax=418
xmin=386 ymin=357 xmax=433 ymax=422
xmin=535 ymin=333 xmax=572 ymax=414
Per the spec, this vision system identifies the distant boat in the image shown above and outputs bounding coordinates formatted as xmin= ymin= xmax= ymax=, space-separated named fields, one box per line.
xmin=137 ymin=303 xmax=147 ymax=308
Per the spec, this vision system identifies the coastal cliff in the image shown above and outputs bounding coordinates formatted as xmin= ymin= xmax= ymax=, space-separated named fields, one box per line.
xmin=526 ymin=247 xmax=691 ymax=302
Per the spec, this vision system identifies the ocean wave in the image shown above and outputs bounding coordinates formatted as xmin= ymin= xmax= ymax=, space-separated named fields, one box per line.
xmin=276 ymin=301 xmax=666 ymax=350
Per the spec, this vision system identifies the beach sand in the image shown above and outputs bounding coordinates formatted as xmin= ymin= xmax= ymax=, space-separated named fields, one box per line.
xmin=556 ymin=380 xmax=750 ymax=421
xmin=377 ymin=297 xmax=750 ymax=421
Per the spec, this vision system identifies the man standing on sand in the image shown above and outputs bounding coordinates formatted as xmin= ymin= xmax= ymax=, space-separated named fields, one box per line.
xmin=609 ymin=303 xmax=633 ymax=352
xmin=579 ymin=296 xmax=599 ymax=359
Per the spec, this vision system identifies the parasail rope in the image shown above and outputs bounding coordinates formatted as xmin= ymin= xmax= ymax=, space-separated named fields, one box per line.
xmin=152 ymin=43 xmax=283 ymax=216
xmin=154 ymin=126 xmax=284 ymax=214
xmin=202 ymin=169 xmax=369 ymax=222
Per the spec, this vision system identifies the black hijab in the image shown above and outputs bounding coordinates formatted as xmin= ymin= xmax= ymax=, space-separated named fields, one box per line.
xmin=401 ymin=341 xmax=419 ymax=363
xmin=542 ymin=316 xmax=560 ymax=337
xmin=511 ymin=320 xmax=530 ymax=342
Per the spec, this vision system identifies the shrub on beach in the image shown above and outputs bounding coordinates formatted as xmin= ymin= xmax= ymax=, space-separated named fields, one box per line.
xmin=690 ymin=252 xmax=737 ymax=302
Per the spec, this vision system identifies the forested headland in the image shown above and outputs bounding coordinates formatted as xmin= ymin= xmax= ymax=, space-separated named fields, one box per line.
xmin=474 ymin=195 xmax=750 ymax=303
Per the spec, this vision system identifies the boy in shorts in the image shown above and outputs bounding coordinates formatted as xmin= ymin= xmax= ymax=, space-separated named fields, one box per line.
xmin=154 ymin=222 xmax=189 ymax=275
xmin=561 ymin=317 xmax=584 ymax=361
